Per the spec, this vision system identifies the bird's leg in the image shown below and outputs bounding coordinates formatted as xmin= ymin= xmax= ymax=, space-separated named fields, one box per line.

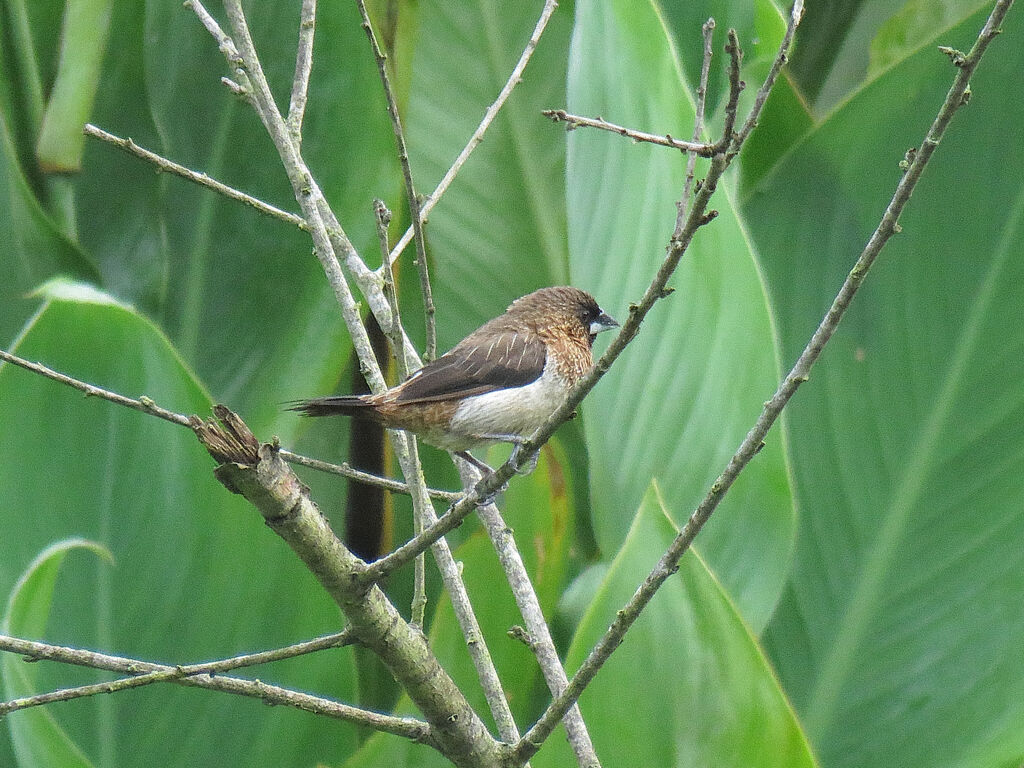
xmin=507 ymin=441 xmax=539 ymax=476
xmin=455 ymin=450 xmax=494 ymax=475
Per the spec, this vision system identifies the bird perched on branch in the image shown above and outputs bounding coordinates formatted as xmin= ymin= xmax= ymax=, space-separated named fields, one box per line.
xmin=291 ymin=286 xmax=618 ymax=472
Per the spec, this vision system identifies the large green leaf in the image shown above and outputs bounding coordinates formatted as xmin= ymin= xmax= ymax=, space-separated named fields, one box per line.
xmin=2 ymin=539 xmax=111 ymax=768
xmin=0 ymin=0 xmax=100 ymax=346
xmin=404 ymin=0 xmax=574 ymax=349
xmin=868 ymin=0 xmax=987 ymax=76
xmin=344 ymin=445 xmax=575 ymax=766
xmin=744 ymin=7 xmax=1024 ymax=768
xmin=534 ymin=484 xmax=817 ymax=767
xmin=0 ymin=288 xmax=359 ymax=767
xmin=566 ymin=0 xmax=795 ymax=631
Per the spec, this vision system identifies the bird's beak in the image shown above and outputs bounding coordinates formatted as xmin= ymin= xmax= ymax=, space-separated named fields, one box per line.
xmin=590 ymin=311 xmax=619 ymax=335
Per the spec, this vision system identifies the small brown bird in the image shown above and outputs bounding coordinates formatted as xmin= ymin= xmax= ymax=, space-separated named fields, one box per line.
xmin=291 ymin=286 xmax=618 ymax=471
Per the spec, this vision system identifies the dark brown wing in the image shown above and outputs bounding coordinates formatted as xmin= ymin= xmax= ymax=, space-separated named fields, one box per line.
xmin=391 ymin=328 xmax=546 ymax=404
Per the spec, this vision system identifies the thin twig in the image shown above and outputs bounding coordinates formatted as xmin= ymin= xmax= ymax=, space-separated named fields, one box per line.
xmin=356 ymin=0 xmax=433 ymax=634
xmin=403 ymin=436 xmax=430 ymax=631
xmin=218 ymin=0 xmax=388 ymax=395
xmin=185 ymin=0 xmax=240 ymax=64
xmin=395 ymin=446 xmax=524 ymax=746
xmin=374 ymin=200 xmax=408 ymax=379
xmin=542 ymin=110 xmax=716 ymax=156
xmin=84 ymin=124 xmax=308 ymax=231
xmin=717 ymin=29 xmax=744 ymax=150
xmin=287 ymin=0 xmax=317 ymax=144
xmin=356 ymin=0 xmax=436 ymax=360
xmin=0 ymin=349 xmax=192 ymax=427
xmin=0 ymin=634 xmax=430 ymax=742
xmin=186 ymin=0 xmax=411 ymax=365
xmin=0 ymin=347 xmax=456 ymax=500
xmin=677 ymin=18 xmax=715 ymax=230
xmin=279 ymin=448 xmax=460 ymax=500
xmin=733 ymin=0 xmax=805 ymax=148
xmin=0 ymin=630 xmax=352 ymax=715
xmin=385 ymin=0 xmax=559 ymax=269
xmin=514 ymin=0 xmax=1007 ymax=759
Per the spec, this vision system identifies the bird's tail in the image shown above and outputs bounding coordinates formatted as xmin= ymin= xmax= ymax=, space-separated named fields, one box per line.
xmin=288 ymin=395 xmax=375 ymax=418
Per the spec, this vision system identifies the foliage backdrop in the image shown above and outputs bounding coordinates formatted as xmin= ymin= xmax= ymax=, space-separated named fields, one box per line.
xmin=1 ymin=0 xmax=1022 ymax=767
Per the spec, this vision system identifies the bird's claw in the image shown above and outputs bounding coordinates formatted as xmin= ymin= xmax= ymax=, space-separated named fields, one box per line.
xmin=508 ymin=442 xmax=540 ymax=475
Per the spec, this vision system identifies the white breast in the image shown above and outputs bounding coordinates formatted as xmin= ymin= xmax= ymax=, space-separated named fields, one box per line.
xmin=447 ymin=360 xmax=570 ymax=449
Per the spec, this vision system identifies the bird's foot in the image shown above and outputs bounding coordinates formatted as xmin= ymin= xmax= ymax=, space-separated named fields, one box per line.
xmin=508 ymin=441 xmax=539 ymax=475
xmin=454 ymin=451 xmax=505 ymax=506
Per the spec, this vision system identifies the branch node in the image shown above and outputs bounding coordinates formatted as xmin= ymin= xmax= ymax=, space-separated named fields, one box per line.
xmin=898 ymin=147 xmax=917 ymax=172
xmin=221 ymin=77 xmax=247 ymax=98
xmin=507 ymin=625 xmax=534 ymax=648
xmin=938 ymin=45 xmax=967 ymax=67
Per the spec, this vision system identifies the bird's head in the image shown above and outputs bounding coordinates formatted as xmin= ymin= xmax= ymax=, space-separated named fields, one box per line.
xmin=506 ymin=286 xmax=618 ymax=345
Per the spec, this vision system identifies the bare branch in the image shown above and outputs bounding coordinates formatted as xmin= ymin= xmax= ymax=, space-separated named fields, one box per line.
xmin=0 ymin=349 xmax=192 ymax=428
xmin=733 ymin=0 xmax=806 ymax=147
xmin=185 ymin=0 xmax=240 ymax=64
xmin=287 ymin=0 xmax=317 ymax=143
xmin=385 ymin=0 xmax=559 ymax=268
xmin=185 ymin=0 xmax=414 ymax=369
xmin=514 ymin=0 xmax=1009 ymax=758
xmin=356 ymin=0 xmax=436 ymax=360
xmin=542 ymin=109 xmax=716 ymax=155
xmin=0 ymin=633 xmax=430 ymax=741
xmin=0 ymin=630 xmax=352 ymax=714
xmin=278 ymin=448 xmax=460 ymax=500
xmin=470 ymin=463 xmax=599 ymax=767
xmin=677 ymin=17 xmax=715 ymax=233
xmin=396 ymin=447 xmax=524 ymax=746
xmin=374 ymin=200 xmax=408 ymax=379
xmin=0 ymin=347 xmax=457 ymax=500
xmin=194 ymin=407 xmax=504 ymax=766
xmin=84 ymin=123 xmax=307 ymax=231
xmin=218 ymin=0 xmax=389 ymax=394
xmin=718 ymin=29 xmax=744 ymax=148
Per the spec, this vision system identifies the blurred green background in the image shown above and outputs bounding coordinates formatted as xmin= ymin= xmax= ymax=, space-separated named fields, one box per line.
xmin=2 ymin=1 xmax=1022 ymax=767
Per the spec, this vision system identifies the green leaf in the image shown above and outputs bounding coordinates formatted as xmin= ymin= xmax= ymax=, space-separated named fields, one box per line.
xmin=0 ymin=289 xmax=359 ymax=767
xmin=534 ymin=484 xmax=817 ymax=767
xmin=345 ymin=445 xmax=575 ymax=766
xmin=404 ymin=0 xmax=574 ymax=349
xmin=743 ymin=7 xmax=1024 ymax=768
xmin=0 ymin=0 xmax=101 ymax=346
xmin=785 ymin=0 xmax=869 ymax=109
xmin=566 ymin=0 xmax=795 ymax=631
xmin=35 ymin=0 xmax=114 ymax=172
xmin=868 ymin=0 xmax=987 ymax=76
xmin=2 ymin=539 xmax=111 ymax=768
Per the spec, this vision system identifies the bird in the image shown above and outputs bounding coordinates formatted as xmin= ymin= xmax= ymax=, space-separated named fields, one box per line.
xmin=290 ymin=286 xmax=618 ymax=473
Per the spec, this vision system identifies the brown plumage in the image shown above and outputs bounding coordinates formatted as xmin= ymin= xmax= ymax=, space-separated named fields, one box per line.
xmin=291 ymin=286 xmax=618 ymax=464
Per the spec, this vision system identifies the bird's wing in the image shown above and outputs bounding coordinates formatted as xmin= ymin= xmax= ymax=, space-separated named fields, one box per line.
xmin=391 ymin=329 xmax=546 ymax=404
